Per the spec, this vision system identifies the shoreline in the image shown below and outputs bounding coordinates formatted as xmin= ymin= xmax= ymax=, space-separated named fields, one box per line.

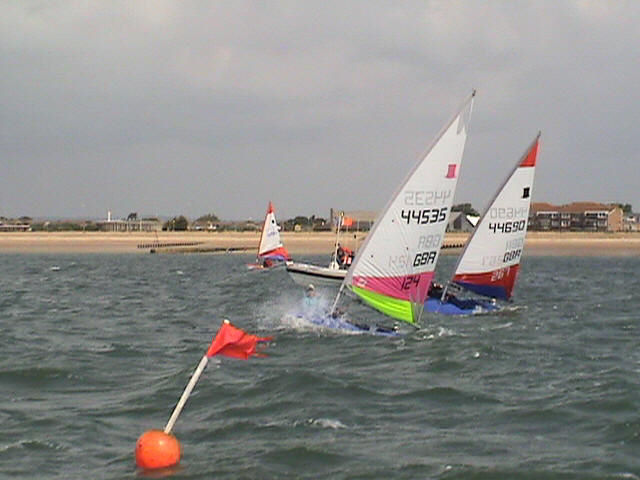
xmin=1 ymin=231 xmax=640 ymax=256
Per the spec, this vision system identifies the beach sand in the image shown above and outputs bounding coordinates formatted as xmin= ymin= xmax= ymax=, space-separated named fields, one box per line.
xmin=1 ymin=231 xmax=640 ymax=256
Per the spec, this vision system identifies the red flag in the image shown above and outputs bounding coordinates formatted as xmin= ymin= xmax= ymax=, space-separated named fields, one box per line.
xmin=206 ymin=321 xmax=272 ymax=359
xmin=342 ymin=217 xmax=353 ymax=227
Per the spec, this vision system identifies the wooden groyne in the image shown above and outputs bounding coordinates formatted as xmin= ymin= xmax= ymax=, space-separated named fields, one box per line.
xmin=137 ymin=241 xmax=204 ymax=249
xmin=149 ymin=245 xmax=253 ymax=254
xmin=441 ymin=242 xmax=465 ymax=249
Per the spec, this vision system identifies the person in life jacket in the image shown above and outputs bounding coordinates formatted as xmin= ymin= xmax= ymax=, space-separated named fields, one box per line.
xmin=342 ymin=246 xmax=354 ymax=267
xmin=303 ymin=283 xmax=319 ymax=310
xmin=336 ymin=244 xmax=354 ymax=269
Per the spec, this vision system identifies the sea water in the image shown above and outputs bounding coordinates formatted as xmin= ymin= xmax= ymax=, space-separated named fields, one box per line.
xmin=0 ymin=253 xmax=638 ymax=479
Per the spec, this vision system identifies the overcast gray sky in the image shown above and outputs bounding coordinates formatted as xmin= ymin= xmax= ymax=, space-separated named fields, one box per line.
xmin=2 ymin=1 xmax=638 ymax=220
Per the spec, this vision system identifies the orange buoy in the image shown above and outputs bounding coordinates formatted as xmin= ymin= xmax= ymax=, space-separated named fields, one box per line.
xmin=135 ymin=430 xmax=181 ymax=470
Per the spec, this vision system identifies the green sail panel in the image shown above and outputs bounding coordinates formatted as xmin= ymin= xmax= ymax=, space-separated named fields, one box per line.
xmin=330 ymin=90 xmax=475 ymax=325
xmin=351 ymin=286 xmax=415 ymax=324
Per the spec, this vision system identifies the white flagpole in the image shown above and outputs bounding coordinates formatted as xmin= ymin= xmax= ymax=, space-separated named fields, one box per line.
xmin=164 ymin=355 xmax=209 ymax=434
xmin=330 ymin=212 xmax=343 ymax=267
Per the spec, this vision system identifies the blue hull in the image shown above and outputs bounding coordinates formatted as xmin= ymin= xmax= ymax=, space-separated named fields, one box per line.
xmin=425 ymin=298 xmax=500 ymax=315
xmin=296 ymin=312 xmax=400 ymax=337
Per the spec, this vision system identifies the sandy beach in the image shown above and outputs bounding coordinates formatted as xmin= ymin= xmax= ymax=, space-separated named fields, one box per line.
xmin=1 ymin=231 xmax=640 ymax=256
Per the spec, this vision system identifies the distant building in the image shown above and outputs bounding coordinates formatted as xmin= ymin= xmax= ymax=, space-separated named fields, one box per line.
xmin=529 ymin=202 xmax=624 ymax=232
xmin=447 ymin=212 xmax=479 ymax=232
xmin=623 ymin=213 xmax=640 ymax=232
xmin=96 ymin=211 xmax=161 ymax=232
xmin=311 ymin=217 xmax=331 ymax=231
xmin=0 ymin=222 xmax=31 ymax=232
xmin=97 ymin=219 xmax=162 ymax=232
xmin=329 ymin=209 xmax=377 ymax=231
xmin=190 ymin=221 xmax=219 ymax=231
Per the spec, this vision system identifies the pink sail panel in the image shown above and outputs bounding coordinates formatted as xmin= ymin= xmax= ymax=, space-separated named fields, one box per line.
xmin=452 ymin=264 xmax=520 ymax=301
xmin=333 ymin=90 xmax=476 ymax=324
xmin=353 ymin=271 xmax=434 ymax=302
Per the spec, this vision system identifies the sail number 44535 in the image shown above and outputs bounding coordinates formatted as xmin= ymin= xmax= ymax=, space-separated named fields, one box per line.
xmin=400 ymin=207 xmax=447 ymax=225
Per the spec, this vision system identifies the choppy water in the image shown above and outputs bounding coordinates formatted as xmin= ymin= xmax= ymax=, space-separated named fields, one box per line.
xmin=0 ymin=253 xmax=639 ymax=479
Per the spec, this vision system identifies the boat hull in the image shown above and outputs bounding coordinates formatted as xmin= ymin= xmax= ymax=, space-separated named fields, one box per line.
xmin=295 ymin=312 xmax=400 ymax=337
xmin=247 ymin=261 xmax=286 ymax=271
xmin=425 ymin=297 xmax=500 ymax=315
xmin=286 ymin=262 xmax=346 ymax=287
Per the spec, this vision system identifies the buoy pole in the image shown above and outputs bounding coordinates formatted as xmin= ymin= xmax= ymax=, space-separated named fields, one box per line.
xmin=164 ymin=354 xmax=209 ymax=434
xmin=136 ymin=319 xmax=272 ymax=470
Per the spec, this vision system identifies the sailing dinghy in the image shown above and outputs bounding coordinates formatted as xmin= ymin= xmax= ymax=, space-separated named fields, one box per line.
xmin=286 ymin=213 xmax=354 ymax=287
xmin=427 ymin=133 xmax=540 ymax=315
xmin=286 ymin=262 xmax=347 ymax=287
xmin=306 ymin=91 xmax=475 ymax=333
xmin=247 ymin=201 xmax=291 ymax=270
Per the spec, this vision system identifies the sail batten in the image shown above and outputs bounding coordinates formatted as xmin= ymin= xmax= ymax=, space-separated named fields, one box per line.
xmin=336 ymin=91 xmax=476 ymax=324
xmin=451 ymin=133 xmax=541 ymax=300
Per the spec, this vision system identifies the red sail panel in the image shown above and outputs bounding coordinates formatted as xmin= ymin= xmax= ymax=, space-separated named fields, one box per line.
xmin=520 ymin=139 xmax=539 ymax=167
xmin=452 ymin=264 xmax=520 ymax=301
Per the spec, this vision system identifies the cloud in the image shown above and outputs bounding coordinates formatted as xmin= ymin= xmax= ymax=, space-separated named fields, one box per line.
xmin=1 ymin=1 xmax=639 ymax=219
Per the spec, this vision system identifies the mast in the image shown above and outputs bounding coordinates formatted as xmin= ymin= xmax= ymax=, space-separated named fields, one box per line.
xmin=331 ymin=90 xmax=476 ymax=322
xmin=255 ymin=201 xmax=272 ymax=261
xmin=330 ymin=212 xmax=343 ymax=268
xmin=446 ymin=132 xmax=540 ymax=301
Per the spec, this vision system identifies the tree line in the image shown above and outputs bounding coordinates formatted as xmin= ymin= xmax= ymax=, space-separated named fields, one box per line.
xmin=4 ymin=203 xmax=634 ymax=232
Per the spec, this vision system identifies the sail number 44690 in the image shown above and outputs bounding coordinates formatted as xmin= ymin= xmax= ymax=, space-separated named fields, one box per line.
xmin=488 ymin=220 xmax=526 ymax=233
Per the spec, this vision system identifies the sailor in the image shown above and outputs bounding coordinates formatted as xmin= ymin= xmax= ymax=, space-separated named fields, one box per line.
xmin=428 ymin=282 xmax=444 ymax=299
xmin=342 ymin=246 xmax=354 ymax=267
xmin=303 ymin=284 xmax=318 ymax=308
xmin=336 ymin=244 xmax=345 ymax=267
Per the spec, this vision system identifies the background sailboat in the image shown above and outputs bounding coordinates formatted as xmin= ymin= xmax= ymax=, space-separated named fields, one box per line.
xmin=286 ymin=212 xmax=354 ymax=288
xmin=330 ymin=91 xmax=476 ymax=326
xmin=247 ymin=201 xmax=291 ymax=270
xmin=427 ymin=132 xmax=541 ymax=314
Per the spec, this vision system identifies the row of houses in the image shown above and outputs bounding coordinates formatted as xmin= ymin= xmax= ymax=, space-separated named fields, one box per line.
xmin=450 ymin=202 xmax=637 ymax=233
xmin=331 ymin=204 xmax=637 ymax=233
xmin=528 ymin=202 xmax=633 ymax=232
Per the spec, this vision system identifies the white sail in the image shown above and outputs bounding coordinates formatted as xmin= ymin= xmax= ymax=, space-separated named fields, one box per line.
xmin=335 ymin=91 xmax=475 ymax=324
xmin=257 ymin=202 xmax=290 ymax=261
xmin=451 ymin=133 xmax=540 ymax=300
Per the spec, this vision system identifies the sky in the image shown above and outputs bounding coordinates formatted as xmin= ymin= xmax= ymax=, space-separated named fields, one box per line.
xmin=1 ymin=1 xmax=639 ymax=221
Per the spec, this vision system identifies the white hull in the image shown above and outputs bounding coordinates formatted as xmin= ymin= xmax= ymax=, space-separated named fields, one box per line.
xmin=286 ymin=262 xmax=347 ymax=287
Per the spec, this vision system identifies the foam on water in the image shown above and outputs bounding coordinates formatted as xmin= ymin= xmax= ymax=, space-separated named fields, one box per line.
xmin=306 ymin=418 xmax=348 ymax=430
